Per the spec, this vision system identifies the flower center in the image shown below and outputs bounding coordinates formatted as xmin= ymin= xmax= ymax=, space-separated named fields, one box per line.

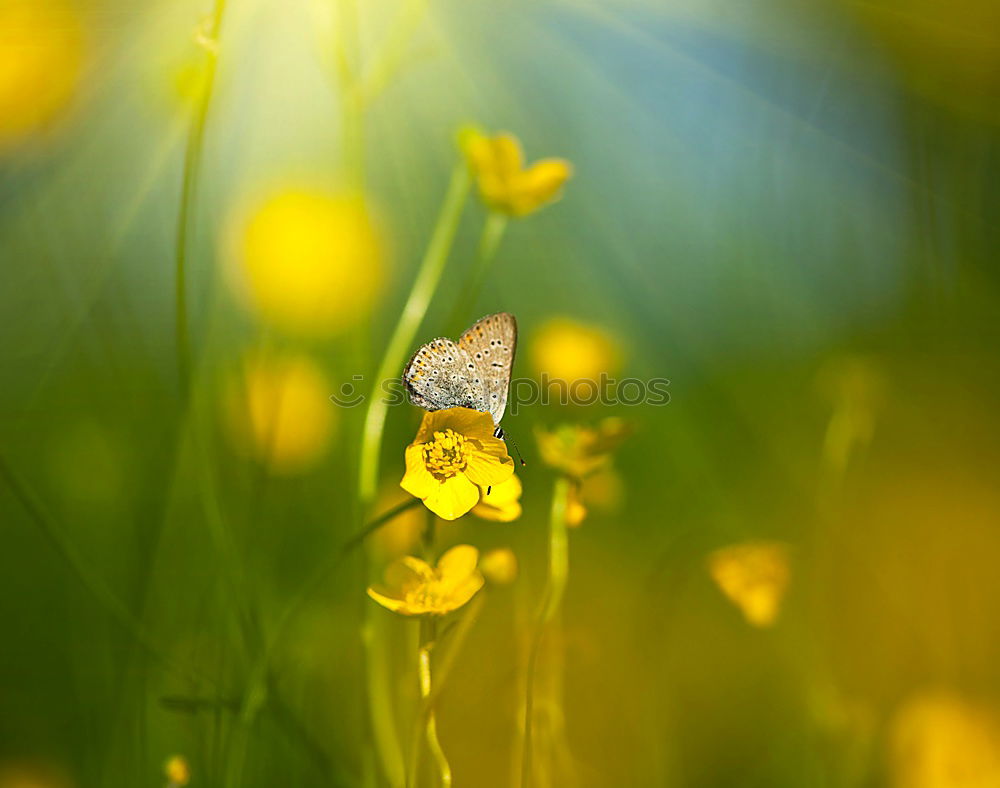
xmin=406 ymin=578 xmax=446 ymax=610
xmin=423 ymin=429 xmax=471 ymax=478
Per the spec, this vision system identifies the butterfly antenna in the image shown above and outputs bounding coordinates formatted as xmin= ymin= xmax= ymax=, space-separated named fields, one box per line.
xmin=508 ymin=435 xmax=527 ymax=467
xmin=495 ymin=426 xmax=527 ymax=466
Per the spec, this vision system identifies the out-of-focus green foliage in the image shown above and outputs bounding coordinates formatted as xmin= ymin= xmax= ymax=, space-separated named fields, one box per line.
xmin=2 ymin=0 xmax=1000 ymax=786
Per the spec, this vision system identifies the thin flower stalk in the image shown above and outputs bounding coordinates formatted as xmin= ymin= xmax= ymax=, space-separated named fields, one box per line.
xmin=358 ymin=168 xmax=469 ymax=783
xmin=357 ymin=164 xmax=472 ymax=507
xmin=448 ymin=211 xmax=508 ymax=334
xmin=359 ymin=0 xmax=429 ymax=106
xmin=407 ymin=590 xmax=486 ymax=786
xmin=411 ymin=618 xmax=453 ymax=788
xmin=521 ymin=475 xmax=571 ymax=787
xmin=175 ymin=0 xmax=227 ymax=396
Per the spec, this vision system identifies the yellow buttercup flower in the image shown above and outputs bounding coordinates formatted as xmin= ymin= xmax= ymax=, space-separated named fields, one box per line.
xmin=708 ymin=541 xmax=790 ymax=628
xmin=225 ymin=188 xmax=385 ymax=337
xmin=367 ymin=545 xmax=485 ymax=616
xmin=472 ymin=473 xmax=522 ymax=522
xmin=480 ymin=548 xmax=518 ymax=585
xmin=530 ymin=317 xmax=622 ymax=385
xmin=164 ymin=755 xmax=190 ymax=787
xmin=401 ymin=407 xmax=514 ymax=521
xmin=535 ymin=418 xmax=630 ymax=480
xmin=460 ymin=128 xmax=572 ymax=217
xmin=889 ymin=689 xmax=1000 ymax=788
xmin=0 ymin=0 xmax=84 ymax=152
xmin=223 ymin=352 xmax=334 ymax=474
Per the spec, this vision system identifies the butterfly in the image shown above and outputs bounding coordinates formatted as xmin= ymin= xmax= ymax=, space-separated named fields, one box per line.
xmin=403 ymin=312 xmax=517 ymax=440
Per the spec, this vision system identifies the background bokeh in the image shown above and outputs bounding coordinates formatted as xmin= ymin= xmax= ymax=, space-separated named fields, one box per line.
xmin=3 ymin=0 xmax=1000 ymax=785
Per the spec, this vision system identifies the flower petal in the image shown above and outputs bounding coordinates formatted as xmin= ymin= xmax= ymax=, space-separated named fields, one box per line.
xmin=384 ymin=555 xmax=434 ymax=590
xmin=367 ymin=586 xmax=413 ymax=614
xmin=472 ymin=474 xmax=523 ymax=522
xmin=443 ymin=572 xmax=485 ymax=612
xmin=437 ymin=545 xmax=479 ymax=582
xmin=486 ymin=474 xmax=522 ymax=504
xmin=464 ymin=448 xmax=514 ymax=487
xmin=401 ymin=444 xmax=436 ymax=498
xmin=422 ymin=474 xmax=479 ymax=520
xmin=491 ymin=133 xmax=524 ymax=177
xmin=521 ymin=158 xmax=572 ymax=202
xmin=439 ymin=406 xmax=496 ymax=440
xmin=473 ymin=497 xmax=522 ymax=523
xmin=413 ymin=410 xmax=445 ymax=444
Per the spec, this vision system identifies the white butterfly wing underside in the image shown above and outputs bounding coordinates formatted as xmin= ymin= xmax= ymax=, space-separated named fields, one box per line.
xmin=404 ymin=313 xmax=517 ymax=426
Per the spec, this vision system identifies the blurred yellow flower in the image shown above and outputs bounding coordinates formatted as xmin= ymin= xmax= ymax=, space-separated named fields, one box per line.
xmin=536 ymin=418 xmax=630 ymax=480
xmin=889 ymin=690 xmax=1000 ymax=788
xmin=227 ymin=188 xmax=385 ymax=337
xmin=0 ymin=0 xmax=84 ymax=152
xmin=224 ymin=352 xmax=334 ymax=474
xmin=164 ymin=755 xmax=190 ymax=787
xmin=472 ymin=473 xmax=522 ymax=522
xmin=401 ymin=407 xmax=514 ymax=521
xmin=367 ymin=544 xmax=485 ymax=616
xmin=708 ymin=541 xmax=791 ymax=628
xmin=530 ymin=317 xmax=622 ymax=385
xmin=460 ymin=128 xmax=572 ymax=217
xmin=480 ymin=547 xmax=518 ymax=585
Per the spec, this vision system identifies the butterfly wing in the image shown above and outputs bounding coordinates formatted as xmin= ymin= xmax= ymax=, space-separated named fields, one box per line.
xmin=458 ymin=312 xmax=517 ymax=425
xmin=403 ymin=338 xmax=483 ymax=414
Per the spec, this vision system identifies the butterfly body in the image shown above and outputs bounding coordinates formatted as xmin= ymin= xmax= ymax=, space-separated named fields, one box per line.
xmin=404 ymin=312 xmax=517 ymax=434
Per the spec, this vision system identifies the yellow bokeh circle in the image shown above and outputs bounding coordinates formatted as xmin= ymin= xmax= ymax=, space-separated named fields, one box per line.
xmin=224 ymin=352 xmax=335 ymax=474
xmin=228 ymin=188 xmax=385 ymax=337
xmin=530 ymin=317 xmax=622 ymax=384
xmin=0 ymin=0 xmax=85 ymax=151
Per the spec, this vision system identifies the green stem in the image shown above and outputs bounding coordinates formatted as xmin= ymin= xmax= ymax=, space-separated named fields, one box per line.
xmin=410 ymin=618 xmax=453 ymax=788
xmin=521 ymin=475 xmax=571 ymax=788
xmin=335 ymin=0 xmax=365 ymax=192
xmin=448 ymin=212 xmax=508 ymax=333
xmin=420 ymin=592 xmax=485 ymax=713
xmin=357 ymin=164 xmax=471 ymax=506
xmin=175 ymin=0 xmax=227 ymax=396
xmin=359 ymin=0 xmax=429 ymax=106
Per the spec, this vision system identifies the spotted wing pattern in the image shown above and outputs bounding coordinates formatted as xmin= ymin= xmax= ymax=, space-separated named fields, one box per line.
xmin=403 ymin=312 xmax=517 ymax=426
xmin=458 ymin=312 xmax=517 ymax=425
